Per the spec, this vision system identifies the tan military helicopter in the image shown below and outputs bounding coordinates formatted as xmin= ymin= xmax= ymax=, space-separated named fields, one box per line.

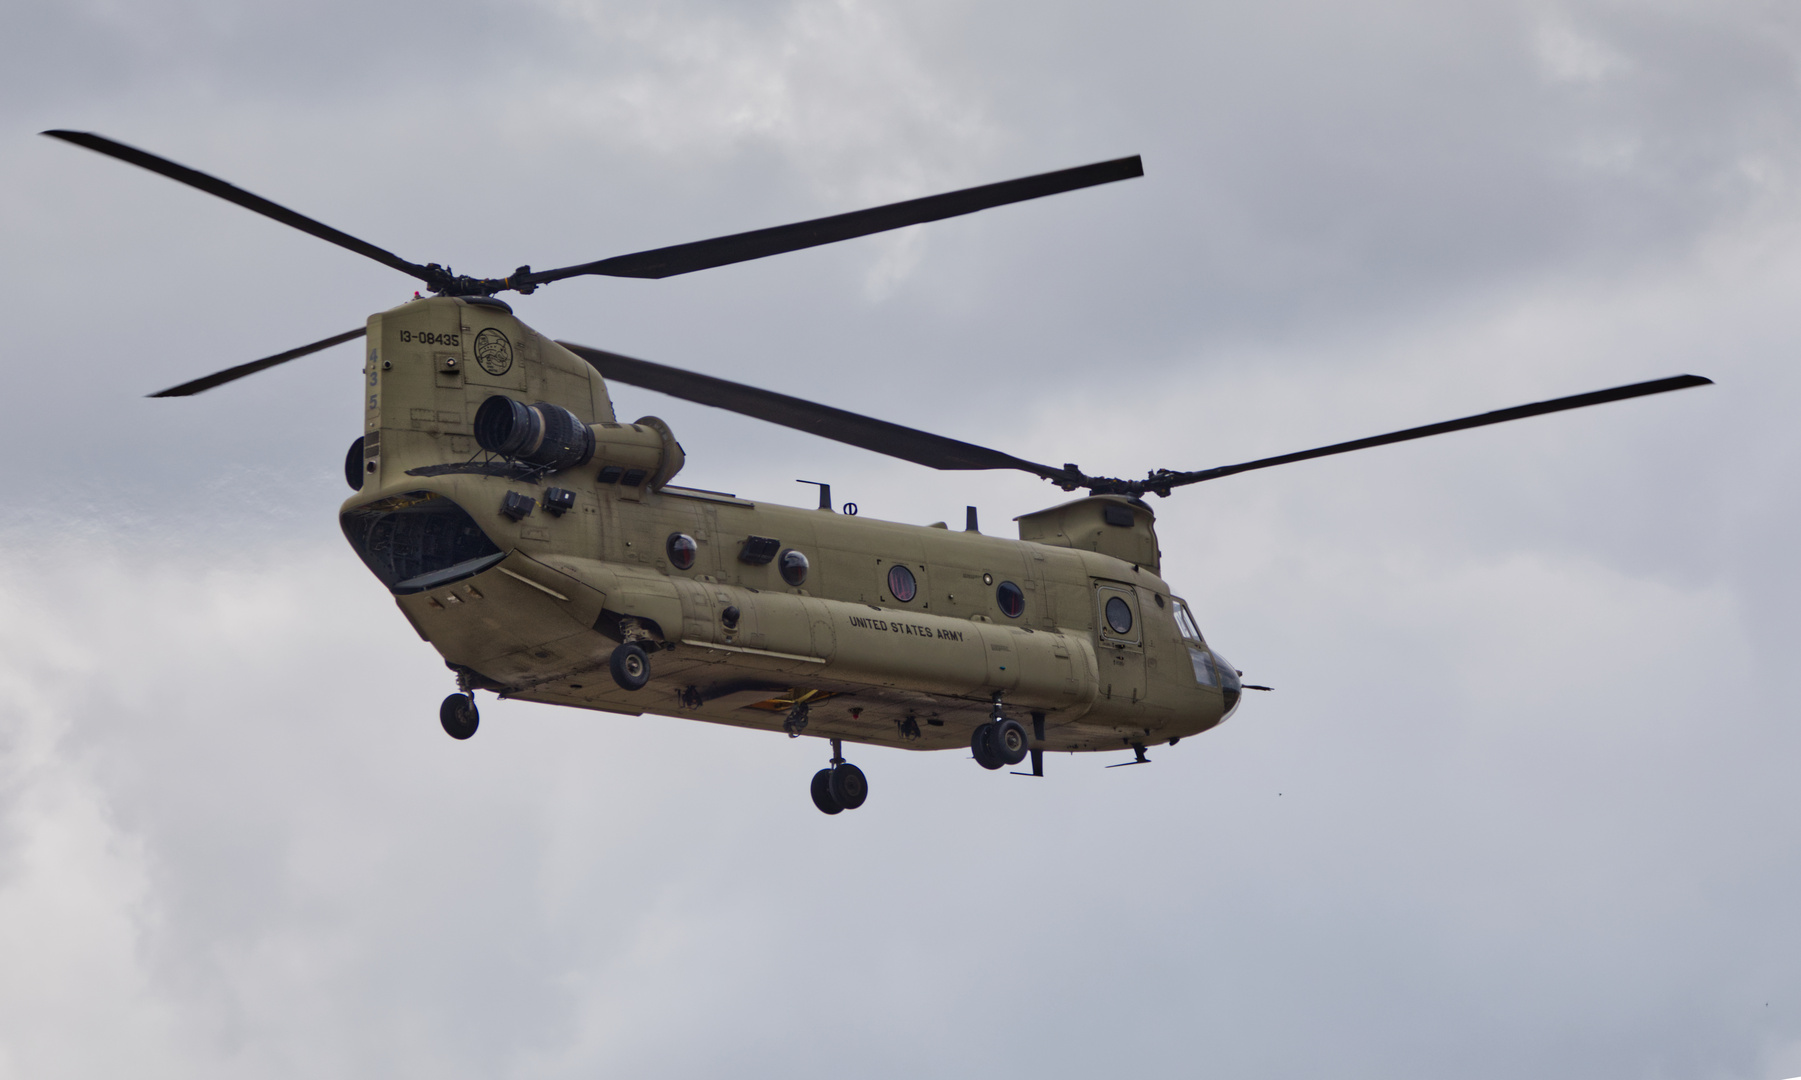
xmin=46 ymin=130 xmax=1710 ymax=814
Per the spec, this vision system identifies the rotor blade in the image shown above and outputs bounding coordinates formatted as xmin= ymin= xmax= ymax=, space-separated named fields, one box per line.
xmin=526 ymin=156 xmax=1144 ymax=284
xmin=559 ymin=341 xmax=1069 ymax=479
xmin=149 ymin=327 xmax=366 ymax=397
xmin=43 ymin=130 xmax=438 ymax=285
xmin=1149 ymin=374 xmax=1713 ymax=491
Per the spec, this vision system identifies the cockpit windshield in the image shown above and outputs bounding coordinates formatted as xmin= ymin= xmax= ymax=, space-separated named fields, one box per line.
xmin=1171 ymin=597 xmax=1204 ymax=644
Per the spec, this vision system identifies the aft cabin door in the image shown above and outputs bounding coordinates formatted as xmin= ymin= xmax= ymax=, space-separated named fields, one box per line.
xmin=1093 ymin=582 xmax=1147 ymax=705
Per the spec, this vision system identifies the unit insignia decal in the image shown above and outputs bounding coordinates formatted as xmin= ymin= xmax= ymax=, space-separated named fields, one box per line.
xmin=473 ymin=328 xmax=513 ymax=376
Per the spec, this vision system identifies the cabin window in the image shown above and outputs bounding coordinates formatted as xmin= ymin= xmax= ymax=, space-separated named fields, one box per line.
xmin=666 ymin=533 xmax=697 ymax=570
xmin=1104 ymin=595 xmax=1134 ymax=635
xmin=995 ymin=581 xmax=1025 ymax=618
xmin=1171 ymin=598 xmax=1204 ymax=643
xmin=887 ymin=564 xmax=917 ymax=603
xmin=779 ymin=549 xmax=810 ymax=586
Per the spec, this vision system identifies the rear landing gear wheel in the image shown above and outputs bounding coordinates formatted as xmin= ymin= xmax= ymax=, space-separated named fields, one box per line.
xmin=610 ymin=643 xmax=650 ymax=691
xmin=811 ymin=769 xmax=843 ymax=815
xmin=828 ymin=763 xmax=868 ymax=809
xmin=970 ymin=723 xmax=1005 ymax=770
xmin=439 ymin=693 xmax=479 ymax=740
xmin=810 ymin=739 xmax=869 ymax=815
xmin=993 ymin=718 xmax=1030 ymax=766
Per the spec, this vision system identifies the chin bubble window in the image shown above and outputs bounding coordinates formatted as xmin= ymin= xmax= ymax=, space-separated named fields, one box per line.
xmin=887 ymin=564 xmax=917 ymax=603
xmin=996 ymin=580 xmax=1025 ymax=618
xmin=1105 ymin=595 xmax=1134 ymax=635
xmin=779 ymin=549 xmax=809 ymax=586
xmin=666 ymin=533 xmax=697 ymax=570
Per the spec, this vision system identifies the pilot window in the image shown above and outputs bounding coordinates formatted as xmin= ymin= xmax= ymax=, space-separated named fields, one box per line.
xmin=1171 ymin=598 xmax=1204 ymax=643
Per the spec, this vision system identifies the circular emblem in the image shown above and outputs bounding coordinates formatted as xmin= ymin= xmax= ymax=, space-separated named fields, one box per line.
xmin=473 ymin=328 xmax=514 ymax=376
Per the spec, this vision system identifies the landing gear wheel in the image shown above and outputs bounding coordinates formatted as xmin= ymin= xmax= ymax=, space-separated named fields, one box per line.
xmin=970 ymin=723 xmax=1005 ymax=770
xmin=810 ymin=769 xmax=843 ymax=815
xmin=610 ymin=642 xmax=650 ymax=691
xmin=344 ymin=436 xmax=365 ymax=491
xmin=439 ymin=693 xmax=479 ymax=740
xmin=828 ymin=763 xmax=868 ymax=810
xmin=993 ymin=718 xmax=1030 ymax=766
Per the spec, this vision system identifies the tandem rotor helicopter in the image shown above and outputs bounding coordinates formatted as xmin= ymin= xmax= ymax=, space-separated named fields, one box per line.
xmin=45 ymin=130 xmax=1709 ymax=814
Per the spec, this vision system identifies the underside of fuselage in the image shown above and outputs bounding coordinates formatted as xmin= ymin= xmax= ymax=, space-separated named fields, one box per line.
xmin=384 ymin=547 xmax=1223 ymax=757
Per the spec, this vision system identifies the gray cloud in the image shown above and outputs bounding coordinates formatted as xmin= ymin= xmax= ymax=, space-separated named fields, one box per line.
xmin=1 ymin=1 xmax=1798 ymax=1078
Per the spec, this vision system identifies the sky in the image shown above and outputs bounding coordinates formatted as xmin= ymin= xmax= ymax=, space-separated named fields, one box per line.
xmin=2 ymin=1 xmax=1799 ymax=1077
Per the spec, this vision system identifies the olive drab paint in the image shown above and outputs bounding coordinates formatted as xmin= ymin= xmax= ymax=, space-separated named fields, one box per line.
xmin=343 ymin=295 xmax=1240 ymax=754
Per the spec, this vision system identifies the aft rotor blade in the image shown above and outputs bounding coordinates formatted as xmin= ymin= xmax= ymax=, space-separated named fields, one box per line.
xmin=526 ymin=156 xmax=1144 ymax=284
xmin=149 ymin=327 xmax=366 ymax=397
xmin=1151 ymin=374 xmax=1713 ymax=491
xmin=560 ymin=341 xmax=1068 ymax=478
xmin=43 ymin=130 xmax=438 ymax=285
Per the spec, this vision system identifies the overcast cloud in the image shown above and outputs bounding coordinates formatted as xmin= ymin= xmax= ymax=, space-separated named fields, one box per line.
xmin=2 ymin=2 xmax=1799 ymax=1078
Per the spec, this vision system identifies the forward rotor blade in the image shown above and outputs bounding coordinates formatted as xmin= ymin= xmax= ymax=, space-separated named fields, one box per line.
xmin=527 ymin=156 xmax=1144 ymax=284
xmin=1149 ymin=374 xmax=1713 ymax=492
xmin=559 ymin=342 xmax=1068 ymax=479
xmin=43 ymin=130 xmax=437 ymax=285
xmin=149 ymin=327 xmax=366 ymax=397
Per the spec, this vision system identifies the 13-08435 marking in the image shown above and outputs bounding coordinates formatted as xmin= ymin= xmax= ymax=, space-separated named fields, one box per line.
xmin=398 ymin=330 xmax=459 ymax=346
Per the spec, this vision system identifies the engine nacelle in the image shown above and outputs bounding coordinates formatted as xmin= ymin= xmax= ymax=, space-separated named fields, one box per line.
xmin=473 ymin=396 xmax=594 ymax=471
xmin=473 ymin=394 xmax=684 ymax=489
xmin=592 ymin=417 xmax=684 ymax=490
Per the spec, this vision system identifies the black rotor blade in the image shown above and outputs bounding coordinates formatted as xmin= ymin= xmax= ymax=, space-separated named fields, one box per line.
xmin=43 ymin=130 xmax=437 ymax=285
xmin=149 ymin=327 xmax=366 ymax=397
xmin=1147 ymin=374 xmax=1713 ymax=492
xmin=527 ymin=155 xmax=1144 ymax=284
xmin=559 ymin=342 xmax=1068 ymax=479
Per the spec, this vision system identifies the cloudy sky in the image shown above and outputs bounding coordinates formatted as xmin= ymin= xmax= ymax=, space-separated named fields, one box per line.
xmin=3 ymin=1 xmax=1799 ymax=1077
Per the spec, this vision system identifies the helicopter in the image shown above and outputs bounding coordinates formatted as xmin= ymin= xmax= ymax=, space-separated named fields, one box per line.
xmin=44 ymin=130 xmax=1710 ymax=815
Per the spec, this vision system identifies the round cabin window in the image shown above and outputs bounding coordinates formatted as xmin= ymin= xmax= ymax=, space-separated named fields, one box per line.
xmin=666 ymin=533 xmax=697 ymax=570
xmin=1104 ymin=595 xmax=1134 ymax=635
xmin=779 ymin=549 xmax=810 ymax=586
xmin=996 ymin=581 xmax=1025 ymax=618
xmin=887 ymin=564 xmax=917 ymax=603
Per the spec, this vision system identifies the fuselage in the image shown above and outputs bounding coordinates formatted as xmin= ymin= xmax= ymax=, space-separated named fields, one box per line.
xmin=341 ymin=296 xmax=1241 ymax=754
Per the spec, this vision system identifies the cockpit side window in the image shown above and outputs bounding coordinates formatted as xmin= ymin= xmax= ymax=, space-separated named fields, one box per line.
xmin=1171 ymin=597 xmax=1205 ymax=644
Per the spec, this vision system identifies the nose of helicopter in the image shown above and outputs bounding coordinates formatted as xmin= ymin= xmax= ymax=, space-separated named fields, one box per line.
xmin=1188 ymin=644 xmax=1244 ymax=718
xmin=1214 ymin=649 xmax=1243 ymax=718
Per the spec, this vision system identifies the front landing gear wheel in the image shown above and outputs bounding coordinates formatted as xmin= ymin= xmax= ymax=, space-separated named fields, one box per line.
xmin=810 ymin=769 xmax=843 ymax=815
xmin=439 ymin=693 xmax=479 ymax=740
xmin=970 ymin=723 xmax=1005 ymax=770
xmin=993 ymin=718 xmax=1030 ymax=766
xmin=828 ymin=763 xmax=868 ymax=809
xmin=610 ymin=643 xmax=650 ymax=691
